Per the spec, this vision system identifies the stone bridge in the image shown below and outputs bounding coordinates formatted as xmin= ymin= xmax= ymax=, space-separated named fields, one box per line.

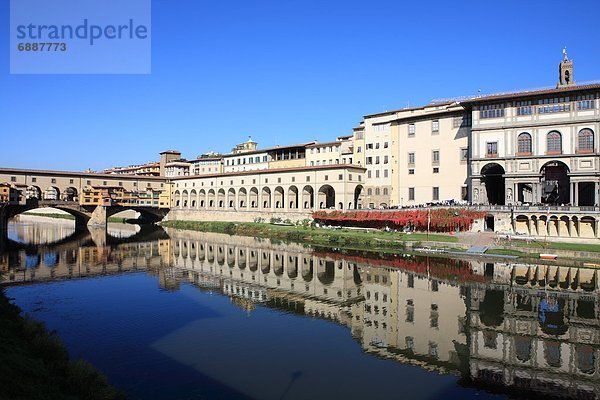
xmin=0 ymin=199 xmax=169 ymax=239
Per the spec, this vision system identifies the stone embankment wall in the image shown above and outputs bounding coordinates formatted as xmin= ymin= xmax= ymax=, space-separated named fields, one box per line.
xmin=165 ymin=209 xmax=313 ymax=223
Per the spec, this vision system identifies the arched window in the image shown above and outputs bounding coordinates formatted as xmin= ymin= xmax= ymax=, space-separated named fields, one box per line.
xmin=578 ymin=129 xmax=594 ymax=152
xmin=547 ymin=131 xmax=562 ymax=154
xmin=517 ymin=133 xmax=532 ymax=155
xmin=367 ymin=188 xmax=372 ymax=196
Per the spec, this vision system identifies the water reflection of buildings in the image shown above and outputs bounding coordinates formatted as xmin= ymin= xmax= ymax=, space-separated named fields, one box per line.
xmin=2 ymin=226 xmax=599 ymax=399
xmin=167 ymin=229 xmax=600 ymax=399
xmin=1 ymin=239 xmax=172 ymax=286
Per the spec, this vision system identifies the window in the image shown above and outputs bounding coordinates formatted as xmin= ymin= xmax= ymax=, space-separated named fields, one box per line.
xmin=118 ymin=182 xmax=123 ymax=187
xmin=324 ymin=175 xmax=328 ymax=181
xmin=338 ymin=174 xmax=343 ymax=180
xmin=383 ymin=169 xmax=388 ymax=178
xmin=375 ymin=143 xmax=380 ymax=149
xmin=367 ymin=170 xmax=372 ymax=178
xmin=69 ymin=179 xmax=74 ymax=184
xmin=408 ymin=152 xmax=415 ymax=165
xmin=460 ymin=148 xmax=469 ymax=161
xmin=367 ymin=188 xmax=372 ymax=195
xmin=384 ymin=142 xmax=389 ymax=148
xmin=383 ymin=188 xmax=388 ymax=195
xmin=408 ymin=187 xmax=415 ymax=200
xmin=461 ymin=186 xmax=468 ymax=201
xmin=433 ymin=167 xmax=439 ymax=173
xmin=547 ymin=131 xmax=562 ymax=154
xmin=51 ymin=178 xmax=57 ymax=184
xmin=516 ymin=100 xmax=532 ymax=116
xmin=366 ymin=143 xmax=373 ymax=150
xmin=375 ymin=170 xmax=380 ymax=178
xmin=375 ymin=156 xmax=380 ymax=164
xmin=538 ymin=97 xmax=570 ymax=114
xmin=408 ymin=124 xmax=415 ymax=137
xmin=375 ymin=188 xmax=380 ymax=195
xmin=432 ymin=150 xmax=440 ymax=164
xmin=357 ymin=146 xmax=362 ymax=153
xmin=517 ymin=133 xmax=532 ymax=155
xmin=31 ymin=177 xmax=36 ymax=183
xmin=306 ymin=176 xmax=310 ymax=182
xmin=366 ymin=157 xmax=373 ymax=165
xmin=432 ymin=120 xmax=439 ymax=133
xmin=408 ymin=169 xmax=415 ymax=175
xmin=486 ymin=142 xmax=498 ymax=157
xmin=384 ymin=155 xmax=388 ymax=164
xmin=577 ymin=94 xmax=595 ymax=110
xmin=373 ymin=123 xmax=389 ymax=132
xmin=432 ymin=187 xmax=439 ymax=201
xmin=480 ymin=103 xmax=504 ymax=119
xmin=578 ymin=128 xmax=594 ymax=152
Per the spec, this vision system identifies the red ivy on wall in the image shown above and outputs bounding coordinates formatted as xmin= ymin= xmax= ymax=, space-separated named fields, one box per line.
xmin=312 ymin=208 xmax=486 ymax=232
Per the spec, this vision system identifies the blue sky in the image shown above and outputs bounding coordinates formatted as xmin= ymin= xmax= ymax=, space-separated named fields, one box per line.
xmin=1 ymin=0 xmax=599 ymax=171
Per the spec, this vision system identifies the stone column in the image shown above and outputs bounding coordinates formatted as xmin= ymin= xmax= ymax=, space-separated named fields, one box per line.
xmin=574 ymin=182 xmax=579 ymax=206
xmin=570 ymin=182 xmax=575 ymax=205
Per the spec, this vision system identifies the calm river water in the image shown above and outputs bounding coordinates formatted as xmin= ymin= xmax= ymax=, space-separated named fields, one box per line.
xmin=1 ymin=216 xmax=599 ymax=399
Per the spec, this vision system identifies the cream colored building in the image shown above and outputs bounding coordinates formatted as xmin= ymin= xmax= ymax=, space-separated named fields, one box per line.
xmin=391 ymin=102 xmax=470 ymax=206
xmin=353 ymin=112 xmax=395 ymax=208
xmin=191 ymin=155 xmax=223 ymax=176
xmin=171 ymin=164 xmax=365 ymax=214
xmin=164 ymin=160 xmax=192 ymax=177
xmin=467 ymin=55 xmax=599 ymax=207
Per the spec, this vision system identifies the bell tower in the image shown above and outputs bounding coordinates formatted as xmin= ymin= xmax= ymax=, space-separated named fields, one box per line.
xmin=557 ymin=47 xmax=574 ymax=88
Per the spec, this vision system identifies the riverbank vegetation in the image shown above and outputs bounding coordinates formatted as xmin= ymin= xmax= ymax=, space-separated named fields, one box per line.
xmin=160 ymin=220 xmax=459 ymax=253
xmin=0 ymin=288 xmax=124 ymax=400
xmin=312 ymin=208 xmax=486 ymax=232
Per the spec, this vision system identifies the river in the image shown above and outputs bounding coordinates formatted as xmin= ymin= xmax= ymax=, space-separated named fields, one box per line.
xmin=1 ymin=216 xmax=598 ymax=399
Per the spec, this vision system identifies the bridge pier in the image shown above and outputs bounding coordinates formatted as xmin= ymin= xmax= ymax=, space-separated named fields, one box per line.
xmin=88 ymin=205 xmax=108 ymax=228
xmin=88 ymin=225 xmax=107 ymax=247
xmin=0 ymin=206 xmax=8 ymax=241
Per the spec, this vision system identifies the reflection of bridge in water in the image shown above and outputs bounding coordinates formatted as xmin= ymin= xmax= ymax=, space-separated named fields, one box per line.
xmin=2 ymin=228 xmax=599 ymax=399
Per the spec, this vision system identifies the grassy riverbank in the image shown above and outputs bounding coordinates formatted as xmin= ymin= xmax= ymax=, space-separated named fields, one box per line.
xmin=160 ymin=220 xmax=458 ymax=253
xmin=0 ymin=288 xmax=124 ymax=400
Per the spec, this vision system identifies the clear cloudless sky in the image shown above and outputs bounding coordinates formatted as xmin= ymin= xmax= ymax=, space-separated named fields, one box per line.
xmin=1 ymin=0 xmax=599 ymax=171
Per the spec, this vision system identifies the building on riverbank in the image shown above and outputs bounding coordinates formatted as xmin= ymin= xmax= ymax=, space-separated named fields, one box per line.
xmin=168 ymin=164 xmax=365 ymax=222
xmin=466 ymin=53 xmax=600 ymax=208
